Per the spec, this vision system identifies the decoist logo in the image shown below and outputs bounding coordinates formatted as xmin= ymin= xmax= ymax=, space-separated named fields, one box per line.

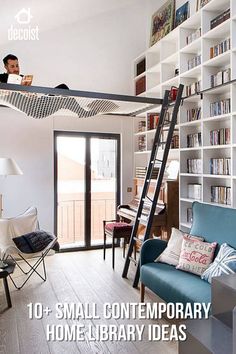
xmin=8 ymin=8 xmax=39 ymax=41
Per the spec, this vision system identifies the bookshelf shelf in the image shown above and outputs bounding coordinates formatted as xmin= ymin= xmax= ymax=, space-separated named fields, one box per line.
xmin=133 ymin=0 xmax=236 ymax=228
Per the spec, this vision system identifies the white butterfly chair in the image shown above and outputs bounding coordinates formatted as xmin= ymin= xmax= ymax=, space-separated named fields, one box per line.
xmin=0 ymin=207 xmax=58 ymax=289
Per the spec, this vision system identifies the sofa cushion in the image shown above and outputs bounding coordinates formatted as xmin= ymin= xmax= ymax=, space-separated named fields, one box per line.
xmin=176 ymin=236 xmax=217 ymax=276
xmin=140 ymin=262 xmax=211 ymax=306
xmin=201 ymin=243 xmax=236 ymax=283
xmin=155 ymin=228 xmax=204 ymax=266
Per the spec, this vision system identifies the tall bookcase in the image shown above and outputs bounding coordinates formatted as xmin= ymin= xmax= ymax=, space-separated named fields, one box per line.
xmin=133 ymin=0 xmax=235 ymax=232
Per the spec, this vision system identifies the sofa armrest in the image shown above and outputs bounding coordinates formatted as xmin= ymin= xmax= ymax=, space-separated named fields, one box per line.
xmin=140 ymin=238 xmax=167 ymax=266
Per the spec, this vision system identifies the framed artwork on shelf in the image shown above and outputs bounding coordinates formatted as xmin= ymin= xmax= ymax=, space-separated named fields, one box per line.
xmin=149 ymin=0 xmax=175 ymax=47
xmin=196 ymin=0 xmax=210 ymax=11
xmin=175 ymin=2 xmax=189 ymax=28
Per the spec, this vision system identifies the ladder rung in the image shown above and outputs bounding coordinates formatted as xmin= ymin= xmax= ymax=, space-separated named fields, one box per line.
xmin=134 ymin=237 xmax=144 ymax=244
xmin=129 ymin=257 xmax=138 ymax=265
xmin=146 ymin=196 xmax=153 ymax=203
xmin=155 ymin=159 xmax=163 ymax=163
xmin=160 ymin=141 xmax=167 ymax=145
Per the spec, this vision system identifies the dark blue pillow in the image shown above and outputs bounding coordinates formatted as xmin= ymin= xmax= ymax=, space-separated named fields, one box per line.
xmin=13 ymin=231 xmax=59 ymax=253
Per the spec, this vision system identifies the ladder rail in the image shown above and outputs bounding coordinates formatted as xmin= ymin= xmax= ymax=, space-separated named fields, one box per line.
xmin=132 ymin=84 xmax=184 ymax=287
xmin=121 ymin=90 xmax=170 ymax=279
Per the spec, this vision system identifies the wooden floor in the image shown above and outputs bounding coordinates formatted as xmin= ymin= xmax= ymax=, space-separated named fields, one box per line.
xmin=0 ymin=249 xmax=178 ymax=354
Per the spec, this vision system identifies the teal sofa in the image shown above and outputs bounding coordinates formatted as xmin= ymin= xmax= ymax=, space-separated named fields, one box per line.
xmin=140 ymin=201 xmax=236 ymax=306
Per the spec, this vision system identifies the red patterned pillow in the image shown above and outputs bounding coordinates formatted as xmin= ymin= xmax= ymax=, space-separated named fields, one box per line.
xmin=176 ymin=235 xmax=217 ymax=276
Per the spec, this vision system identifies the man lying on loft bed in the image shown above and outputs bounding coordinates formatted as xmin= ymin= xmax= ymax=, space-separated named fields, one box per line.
xmin=0 ymin=54 xmax=117 ymax=118
xmin=0 ymin=54 xmax=68 ymax=89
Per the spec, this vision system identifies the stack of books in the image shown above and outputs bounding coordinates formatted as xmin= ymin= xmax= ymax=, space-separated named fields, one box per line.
xmin=135 ymin=166 xmax=159 ymax=179
xmin=188 ymin=183 xmax=202 ymax=200
xmin=187 ymin=159 xmax=202 ymax=174
xmin=187 ymin=132 xmax=202 ymax=148
xmin=210 ymin=157 xmax=231 ymax=175
xmin=210 ymin=68 xmax=231 ymax=88
xmin=137 ymin=136 xmax=146 ymax=151
xmin=186 ymin=28 xmax=201 ymax=45
xmin=210 ymin=8 xmax=230 ymax=30
xmin=138 ymin=120 xmax=146 ymax=132
xmin=210 ymin=98 xmax=230 ymax=116
xmin=186 ymin=80 xmax=201 ymax=96
xmin=171 ymin=135 xmax=179 ymax=149
xmin=210 ymin=38 xmax=230 ymax=59
xmin=188 ymin=54 xmax=201 ymax=70
xmin=210 ymin=128 xmax=230 ymax=145
xmin=211 ymin=186 xmax=231 ymax=205
xmin=187 ymin=107 xmax=201 ymax=122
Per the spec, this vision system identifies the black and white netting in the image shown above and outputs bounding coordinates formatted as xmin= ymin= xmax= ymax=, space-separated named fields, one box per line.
xmin=0 ymin=89 xmax=156 ymax=119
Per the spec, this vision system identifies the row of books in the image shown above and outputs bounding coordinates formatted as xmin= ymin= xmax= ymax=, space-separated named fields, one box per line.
xmin=186 ymin=28 xmax=201 ymax=46
xmin=210 ymin=8 xmax=230 ymax=30
xmin=211 ymin=186 xmax=231 ymax=205
xmin=210 ymin=128 xmax=230 ymax=146
xmin=187 ymin=132 xmax=202 ymax=148
xmin=187 ymin=159 xmax=202 ymax=174
xmin=210 ymin=98 xmax=230 ymax=117
xmin=171 ymin=135 xmax=179 ymax=149
xmin=188 ymin=54 xmax=201 ymax=70
xmin=210 ymin=157 xmax=231 ymax=175
xmin=138 ymin=120 xmax=146 ymax=132
xmin=210 ymin=68 xmax=231 ymax=88
xmin=187 ymin=107 xmax=201 ymax=122
xmin=210 ymin=38 xmax=230 ymax=59
xmin=188 ymin=183 xmax=201 ymax=200
xmin=147 ymin=113 xmax=160 ymax=130
xmin=137 ymin=136 xmax=146 ymax=151
xmin=186 ymin=80 xmax=201 ymax=97
xmin=135 ymin=166 xmax=159 ymax=179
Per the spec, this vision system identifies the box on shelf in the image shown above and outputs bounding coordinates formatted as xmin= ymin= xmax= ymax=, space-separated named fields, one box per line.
xmin=135 ymin=76 xmax=146 ymax=95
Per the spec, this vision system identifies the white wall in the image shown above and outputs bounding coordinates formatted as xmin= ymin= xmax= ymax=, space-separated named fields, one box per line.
xmin=0 ymin=109 xmax=134 ymax=231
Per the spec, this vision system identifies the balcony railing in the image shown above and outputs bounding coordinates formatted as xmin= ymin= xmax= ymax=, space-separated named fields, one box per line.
xmin=57 ymin=197 xmax=116 ymax=245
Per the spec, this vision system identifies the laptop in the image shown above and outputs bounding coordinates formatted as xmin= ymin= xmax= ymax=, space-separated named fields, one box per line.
xmin=7 ymin=74 xmax=33 ymax=86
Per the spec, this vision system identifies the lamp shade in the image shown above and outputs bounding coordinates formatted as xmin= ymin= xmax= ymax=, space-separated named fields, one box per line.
xmin=0 ymin=158 xmax=23 ymax=176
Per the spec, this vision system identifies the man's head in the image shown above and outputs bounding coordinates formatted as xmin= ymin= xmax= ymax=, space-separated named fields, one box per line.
xmin=3 ymin=54 xmax=19 ymax=75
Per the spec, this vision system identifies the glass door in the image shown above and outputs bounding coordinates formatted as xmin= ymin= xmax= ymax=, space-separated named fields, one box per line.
xmin=55 ymin=132 xmax=120 ymax=249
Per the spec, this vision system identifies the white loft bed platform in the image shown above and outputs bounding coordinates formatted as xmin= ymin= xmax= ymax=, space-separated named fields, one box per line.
xmin=0 ymin=83 xmax=163 ymax=119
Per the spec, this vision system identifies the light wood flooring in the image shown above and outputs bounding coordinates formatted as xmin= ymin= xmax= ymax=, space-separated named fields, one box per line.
xmin=0 ymin=248 xmax=178 ymax=354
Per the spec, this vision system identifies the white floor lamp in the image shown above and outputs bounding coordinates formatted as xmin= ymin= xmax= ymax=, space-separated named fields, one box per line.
xmin=0 ymin=157 xmax=23 ymax=218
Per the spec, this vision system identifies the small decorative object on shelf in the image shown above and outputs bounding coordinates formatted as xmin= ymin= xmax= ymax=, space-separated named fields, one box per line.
xmin=171 ymin=134 xmax=179 ymax=149
xmin=186 ymin=28 xmax=201 ymax=45
xmin=211 ymin=186 xmax=231 ymax=205
xmin=210 ymin=38 xmax=230 ymax=59
xmin=210 ymin=98 xmax=230 ymax=117
xmin=187 ymin=208 xmax=193 ymax=223
xmin=175 ymin=2 xmax=189 ymax=28
xmin=188 ymin=54 xmax=201 ymax=70
xmin=210 ymin=128 xmax=230 ymax=145
xmin=149 ymin=0 xmax=175 ymax=47
xmin=210 ymin=8 xmax=230 ymax=30
xmin=210 ymin=157 xmax=231 ymax=175
xmin=187 ymin=158 xmax=202 ymax=174
xmin=187 ymin=107 xmax=201 ymax=122
xmin=188 ymin=183 xmax=202 ymax=200
xmin=187 ymin=132 xmax=202 ymax=148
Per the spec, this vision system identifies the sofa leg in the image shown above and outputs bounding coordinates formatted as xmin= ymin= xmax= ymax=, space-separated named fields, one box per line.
xmin=140 ymin=282 xmax=145 ymax=302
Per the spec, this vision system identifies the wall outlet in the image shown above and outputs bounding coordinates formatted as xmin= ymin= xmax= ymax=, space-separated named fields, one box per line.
xmin=127 ymin=187 xmax=132 ymax=192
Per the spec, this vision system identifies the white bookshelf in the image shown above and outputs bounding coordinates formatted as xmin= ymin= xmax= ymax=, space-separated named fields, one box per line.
xmin=133 ymin=0 xmax=234 ymax=232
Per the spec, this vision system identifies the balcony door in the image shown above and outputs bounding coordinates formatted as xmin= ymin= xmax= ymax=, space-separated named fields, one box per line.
xmin=54 ymin=131 xmax=120 ymax=250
